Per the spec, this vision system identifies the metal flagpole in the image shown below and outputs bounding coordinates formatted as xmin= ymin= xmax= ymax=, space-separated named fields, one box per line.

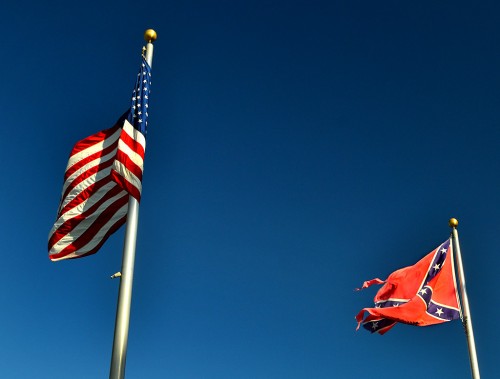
xmin=449 ymin=218 xmax=480 ymax=379
xmin=109 ymin=29 xmax=157 ymax=379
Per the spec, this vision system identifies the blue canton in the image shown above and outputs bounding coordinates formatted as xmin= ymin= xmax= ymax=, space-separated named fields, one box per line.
xmin=127 ymin=57 xmax=152 ymax=134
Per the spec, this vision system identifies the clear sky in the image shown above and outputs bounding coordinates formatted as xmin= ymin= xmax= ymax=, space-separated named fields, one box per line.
xmin=1 ymin=1 xmax=498 ymax=378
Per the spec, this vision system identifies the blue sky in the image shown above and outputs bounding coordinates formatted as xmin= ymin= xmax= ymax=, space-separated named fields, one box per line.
xmin=1 ymin=1 xmax=499 ymax=378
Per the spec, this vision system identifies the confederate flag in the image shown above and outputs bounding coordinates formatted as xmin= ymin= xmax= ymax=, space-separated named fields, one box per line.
xmin=355 ymin=239 xmax=461 ymax=334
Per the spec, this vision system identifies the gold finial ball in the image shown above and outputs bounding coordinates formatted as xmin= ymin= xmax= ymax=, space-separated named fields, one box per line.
xmin=144 ymin=29 xmax=157 ymax=43
xmin=449 ymin=218 xmax=459 ymax=228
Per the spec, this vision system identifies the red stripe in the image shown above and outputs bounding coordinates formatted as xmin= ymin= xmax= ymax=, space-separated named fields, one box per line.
xmin=108 ymin=125 xmax=146 ymax=200
xmin=66 ymin=123 xmax=121 ymax=157
xmin=50 ymin=214 xmax=127 ymax=260
xmin=50 ymin=183 xmax=126 ymax=247
xmin=62 ymin=194 xmax=129 ymax=252
xmin=61 ymin=159 xmax=115 ymax=208
xmin=64 ymin=138 xmax=118 ymax=182
xmin=59 ymin=176 xmax=115 ymax=217
xmin=114 ymin=148 xmax=143 ymax=181
xmin=111 ymin=170 xmax=142 ymax=202
xmin=114 ymin=126 xmax=145 ymax=180
xmin=64 ymin=125 xmax=120 ymax=180
xmin=119 ymin=126 xmax=145 ymax=159
xmin=49 ymin=194 xmax=129 ymax=259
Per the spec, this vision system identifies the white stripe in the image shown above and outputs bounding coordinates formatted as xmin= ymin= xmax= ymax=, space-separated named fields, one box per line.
xmin=117 ymin=136 xmax=144 ymax=169
xmin=59 ymin=163 xmax=114 ymax=213
xmin=50 ymin=181 xmax=122 ymax=235
xmin=65 ymin=127 xmax=121 ymax=172
xmin=49 ymin=190 xmax=128 ymax=254
xmin=123 ymin=119 xmax=146 ymax=150
xmin=113 ymin=160 xmax=143 ymax=194
xmin=50 ymin=202 xmax=128 ymax=260
xmin=61 ymin=144 xmax=118 ymax=201
xmin=78 ymin=201 xmax=128 ymax=251
xmin=375 ymin=298 xmax=410 ymax=304
xmin=50 ymin=185 xmax=126 ymax=243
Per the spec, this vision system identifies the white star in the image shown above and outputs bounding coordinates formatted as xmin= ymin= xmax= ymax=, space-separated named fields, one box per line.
xmin=372 ymin=322 xmax=378 ymax=329
xmin=440 ymin=248 xmax=447 ymax=254
xmin=433 ymin=263 xmax=441 ymax=270
xmin=393 ymin=303 xmax=399 ymax=307
xmin=435 ymin=308 xmax=444 ymax=316
xmin=419 ymin=288 xmax=427 ymax=295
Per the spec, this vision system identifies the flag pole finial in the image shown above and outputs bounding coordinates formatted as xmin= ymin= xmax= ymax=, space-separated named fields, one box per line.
xmin=144 ymin=29 xmax=157 ymax=43
xmin=449 ymin=218 xmax=459 ymax=228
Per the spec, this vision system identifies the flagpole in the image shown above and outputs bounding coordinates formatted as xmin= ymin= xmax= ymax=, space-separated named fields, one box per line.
xmin=109 ymin=29 xmax=157 ymax=379
xmin=449 ymin=218 xmax=480 ymax=379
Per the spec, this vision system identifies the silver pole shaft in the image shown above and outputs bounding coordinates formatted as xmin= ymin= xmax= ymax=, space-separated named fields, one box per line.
xmin=110 ymin=37 xmax=155 ymax=379
xmin=451 ymin=224 xmax=480 ymax=379
xmin=109 ymin=197 xmax=140 ymax=379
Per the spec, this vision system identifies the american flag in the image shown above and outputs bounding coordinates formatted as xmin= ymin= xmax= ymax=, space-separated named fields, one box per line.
xmin=48 ymin=58 xmax=152 ymax=261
